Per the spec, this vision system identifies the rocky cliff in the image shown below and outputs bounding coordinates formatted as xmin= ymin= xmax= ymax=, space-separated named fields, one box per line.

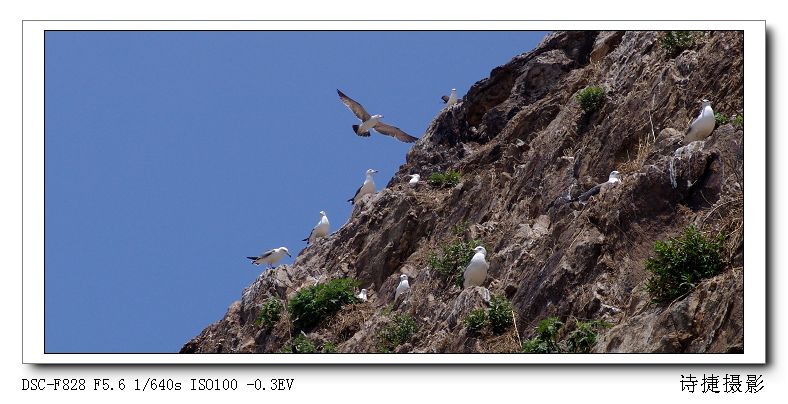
xmin=180 ymin=31 xmax=744 ymax=354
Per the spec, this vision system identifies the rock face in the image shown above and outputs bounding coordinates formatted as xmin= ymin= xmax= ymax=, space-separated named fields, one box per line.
xmin=180 ymin=31 xmax=744 ymax=354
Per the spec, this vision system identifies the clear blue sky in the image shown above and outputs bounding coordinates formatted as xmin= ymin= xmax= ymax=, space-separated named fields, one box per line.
xmin=44 ymin=30 xmax=548 ymax=353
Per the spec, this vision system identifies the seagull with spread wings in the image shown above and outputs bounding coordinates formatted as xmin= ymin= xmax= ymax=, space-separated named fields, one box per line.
xmin=337 ymin=89 xmax=418 ymax=143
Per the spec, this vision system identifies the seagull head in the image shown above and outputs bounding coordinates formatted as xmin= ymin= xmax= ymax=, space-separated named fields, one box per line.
xmin=473 ymin=246 xmax=487 ymax=255
xmin=399 ymin=274 xmax=408 ymax=282
xmin=372 ymin=114 xmax=384 ymax=119
xmin=608 ymin=171 xmax=621 ymax=183
xmin=409 ymin=174 xmax=420 ymax=179
xmin=366 ymin=169 xmax=378 ymax=176
xmin=701 ymin=99 xmax=712 ymax=107
xmin=360 ymin=288 xmax=367 ymax=294
xmin=319 ymin=210 xmax=326 ymax=217
xmin=451 ymin=88 xmax=457 ymax=92
xmin=280 ymin=247 xmax=291 ymax=257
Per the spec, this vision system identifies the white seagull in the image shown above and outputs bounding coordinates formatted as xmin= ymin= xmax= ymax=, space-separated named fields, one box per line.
xmin=395 ymin=274 xmax=410 ymax=300
xmin=348 ymin=169 xmax=378 ymax=205
xmin=441 ymin=88 xmax=460 ymax=107
xmin=357 ymin=289 xmax=368 ymax=302
xmin=302 ymin=211 xmax=330 ymax=244
xmin=463 ymin=246 xmax=489 ymax=288
xmin=682 ymin=99 xmax=715 ymax=144
xmin=407 ymin=174 xmax=420 ymax=186
xmin=575 ymin=170 xmax=621 ymax=202
xmin=247 ymin=247 xmax=291 ymax=268
xmin=337 ymin=89 xmax=418 ymax=143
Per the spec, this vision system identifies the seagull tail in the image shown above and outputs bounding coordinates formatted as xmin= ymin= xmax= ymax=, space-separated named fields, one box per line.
xmin=347 ymin=197 xmax=355 ymax=204
xmin=352 ymin=124 xmax=360 ymax=133
xmin=352 ymin=125 xmax=371 ymax=137
xmin=246 ymin=257 xmax=260 ymax=265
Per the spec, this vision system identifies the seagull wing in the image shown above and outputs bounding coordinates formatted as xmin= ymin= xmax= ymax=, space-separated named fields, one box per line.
xmin=302 ymin=229 xmax=313 ymax=243
xmin=348 ymin=184 xmax=363 ymax=204
xmin=259 ymin=249 xmax=275 ymax=259
xmin=685 ymin=109 xmax=703 ymax=134
xmin=441 ymin=95 xmax=449 ymax=103
xmin=374 ymin=122 xmax=418 ymax=143
xmin=577 ymin=184 xmax=602 ymax=202
xmin=337 ymin=89 xmax=371 ymax=121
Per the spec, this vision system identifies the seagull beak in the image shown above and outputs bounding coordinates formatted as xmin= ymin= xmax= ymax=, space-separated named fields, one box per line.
xmin=287 ymin=253 xmax=292 ymax=257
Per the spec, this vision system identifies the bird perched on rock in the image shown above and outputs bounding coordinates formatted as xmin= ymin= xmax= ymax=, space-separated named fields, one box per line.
xmin=395 ymin=274 xmax=410 ymax=300
xmin=682 ymin=99 xmax=715 ymax=144
xmin=407 ymin=174 xmax=420 ymax=186
xmin=441 ymin=88 xmax=461 ymax=108
xmin=463 ymin=246 xmax=489 ymax=288
xmin=302 ymin=211 xmax=330 ymax=244
xmin=337 ymin=89 xmax=418 ymax=143
xmin=348 ymin=169 xmax=378 ymax=204
xmin=357 ymin=289 xmax=368 ymax=302
xmin=574 ymin=170 xmax=621 ymax=202
xmin=246 ymin=247 xmax=291 ymax=268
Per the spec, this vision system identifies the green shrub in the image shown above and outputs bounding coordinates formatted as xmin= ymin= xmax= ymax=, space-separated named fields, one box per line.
xmin=292 ymin=333 xmax=316 ymax=353
xmin=732 ymin=113 xmax=744 ymax=128
xmin=288 ymin=278 xmax=359 ymax=329
xmin=714 ymin=112 xmax=729 ymax=127
xmin=428 ymin=239 xmax=481 ymax=287
xmin=488 ymin=295 xmax=514 ymax=334
xmin=464 ymin=308 xmax=487 ymax=332
xmin=321 ymin=341 xmax=337 ymax=353
xmin=377 ymin=313 xmax=417 ymax=353
xmin=521 ymin=316 xmax=563 ymax=353
xmin=255 ymin=297 xmax=283 ymax=329
xmin=565 ymin=319 xmax=611 ymax=353
xmin=660 ymin=31 xmax=695 ymax=56
xmin=576 ymin=86 xmax=606 ymax=113
xmin=428 ymin=170 xmax=461 ymax=188
xmin=645 ymin=225 xmax=725 ymax=303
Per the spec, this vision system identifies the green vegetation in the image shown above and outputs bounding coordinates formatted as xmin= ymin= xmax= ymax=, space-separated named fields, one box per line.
xmin=660 ymin=31 xmax=695 ymax=56
xmin=520 ymin=317 xmax=610 ymax=353
xmin=428 ymin=170 xmax=461 ymax=188
xmin=255 ymin=297 xmax=283 ymax=329
xmin=288 ymin=278 xmax=359 ymax=329
xmin=645 ymin=225 xmax=725 ymax=303
xmin=714 ymin=112 xmax=729 ymax=127
xmin=428 ymin=238 xmax=482 ymax=287
xmin=521 ymin=316 xmax=563 ymax=353
xmin=292 ymin=333 xmax=316 ymax=353
xmin=487 ymin=295 xmax=514 ymax=334
xmin=377 ymin=313 xmax=417 ymax=353
xmin=732 ymin=113 xmax=744 ymax=128
xmin=566 ymin=319 xmax=612 ymax=353
xmin=321 ymin=341 xmax=337 ymax=353
xmin=576 ymin=86 xmax=606 ymax=113
xmin=464 ymin=308 xmax=487 ymax=333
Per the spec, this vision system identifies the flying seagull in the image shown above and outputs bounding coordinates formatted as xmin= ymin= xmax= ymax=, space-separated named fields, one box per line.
xmin=247 ymin=247 xmax=291 ymax=268
xmin=302 ymin=211 xmax=330 ymax=244
xmin=407 ymin=174 xmax=420 ymax=186
xmin=337 ymin=89 xmax=418 ymax=143
xmin=463 ymin=246 xmax=489 ymax=288
xmin=441 ymin=88 xmax=461 ymax=107
xmin=574 ymin=171 xmax=621 ymax=202
xmin=682 ymin=99 xmax=715 ymax=144
xmin=395 ymin=274 xmax=410 ymax=301
xmin=357 ymin=289 xmax=368 ymax=302
xmin=348 ymin=169 xmax=378 ymax=204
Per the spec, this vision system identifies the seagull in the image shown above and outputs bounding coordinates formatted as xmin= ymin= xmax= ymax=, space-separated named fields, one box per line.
xmin=337 ymin=89 xmax=418 ymax=143
xmin=302 ymin=211 xmax=330 ymax=244
xmin=407 ymin=174 xmax=420 ymax=186
xmin=463 ymin=246 xmax=490 ymax=288
xmin=357 ymin=289 xmax=368 ymax=302
xmin=348 ymin=169 xmax=378 ymax=204
xmin=246 ymin=247 xmax=291 ymax=268
xmin=574 ymin=171 xmax=621 ymax=202
xmin=395 ymin=274 xmax=410 ymax=300
xmin=682 ymin=99 xmax=715 ymax=144
xmin=441 ymin=88 xmax=460 ymax=107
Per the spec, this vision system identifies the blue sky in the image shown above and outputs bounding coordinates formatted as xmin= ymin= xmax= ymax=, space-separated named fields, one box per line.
xmin=44 ymin=30 xmax=548 ymax=353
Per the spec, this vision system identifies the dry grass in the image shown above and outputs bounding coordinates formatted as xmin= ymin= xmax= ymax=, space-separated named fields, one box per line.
xmin=702 ymin=192 xmax=744 ymax=265
xmin=324 ymin=303 xmax=376 ymax=344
